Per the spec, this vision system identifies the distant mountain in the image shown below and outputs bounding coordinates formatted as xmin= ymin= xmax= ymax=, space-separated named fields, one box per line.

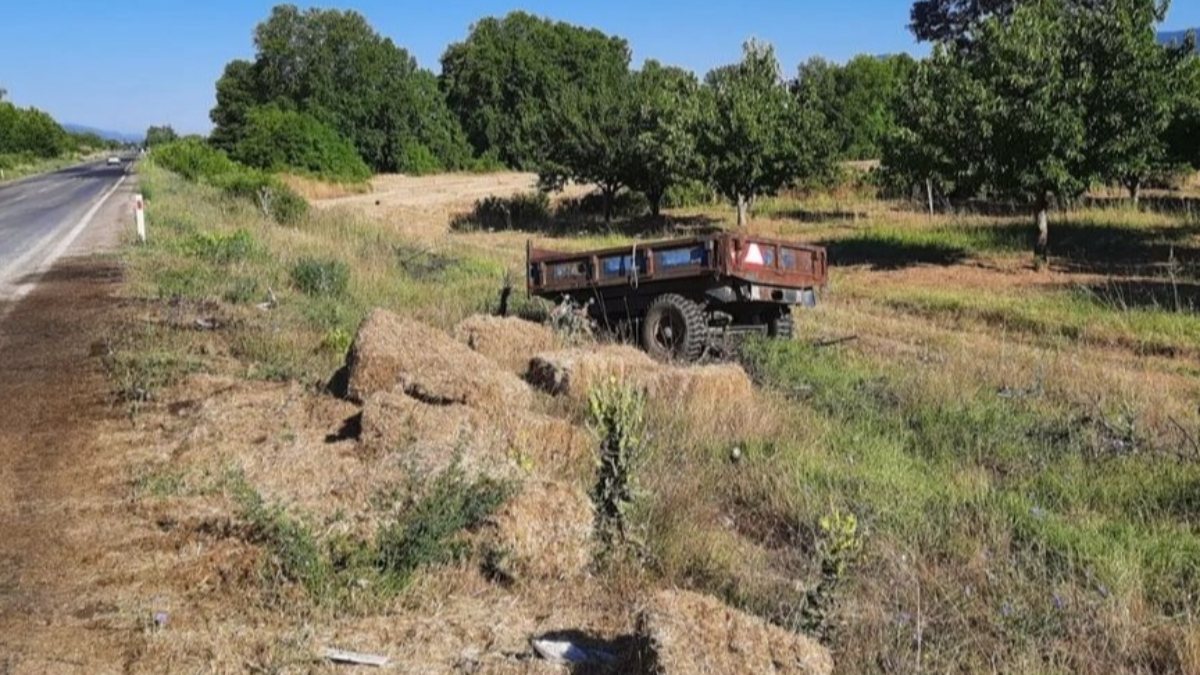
xmin=1158 ymin=29 xmax=1200 ymax=53
xmin=62 ymin=123 xmax=142 ymax=144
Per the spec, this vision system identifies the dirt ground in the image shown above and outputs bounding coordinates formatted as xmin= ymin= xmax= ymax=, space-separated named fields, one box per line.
xmin=0 ymin=256 xmax=144 ymax=672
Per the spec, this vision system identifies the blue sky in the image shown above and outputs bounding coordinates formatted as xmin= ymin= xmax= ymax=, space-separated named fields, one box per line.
xmin=2 ymin=1 xmax=1199 ymax=136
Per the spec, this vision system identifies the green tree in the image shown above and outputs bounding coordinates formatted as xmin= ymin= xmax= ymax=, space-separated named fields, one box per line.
xmin=795 ymin=54 xmax=917 ymax=160
xmin=145 ymin=125 xmax=178 ymax=147
xmin=698 ymin=41 xmax=833 ymax=226
xmin=208 ymin=60 xmax=259 ymax=152
xmin=1166 ymin=47 xmax=1200 ymax=169
xmin=1081 ymin=0 xmax=1182 ymax=204
xmin=0 ymin=103 xmax=68 ymax=157
xmin=909 ymin=0 xmax=1102 ymax=42
xmin=890 ymin=1 xmax=1089 ymax=261
xmin=211 ymin=5 xmax=471 ymax=174
xmin=539 ymin=70 xmax=636 ymax=223
xmin=229 ymin=105 xmax=371 ymax=182
xmin=440 ymin=12 xmax=631 ymax=168
xmin=625 ymin=61 xmax=703 ymax=217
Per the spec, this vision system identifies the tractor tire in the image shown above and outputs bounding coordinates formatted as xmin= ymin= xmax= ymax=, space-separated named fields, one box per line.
xmin=642 ymin=294 xmax=706 ymax=362
xmin=768 ymin=309 xmax=795 ymax=340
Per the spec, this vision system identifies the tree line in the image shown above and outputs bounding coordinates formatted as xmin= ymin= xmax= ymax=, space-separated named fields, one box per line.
xmin=197 ymin=2 xmax=1200 ymax=235
xmin=0 ymin=88 xmax=123 ymax=165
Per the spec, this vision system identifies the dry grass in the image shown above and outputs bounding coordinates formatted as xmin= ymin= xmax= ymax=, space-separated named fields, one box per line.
xmin=638 ymin=589 xmax=833 ymax=674
xmin=98 ymin=162 xmax=1200 ymax=673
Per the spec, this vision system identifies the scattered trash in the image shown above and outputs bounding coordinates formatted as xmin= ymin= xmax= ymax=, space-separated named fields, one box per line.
xmin=730 ymin=446 xmax=743 ymax=463
xmin=321 ymin=647 xmax=389 ymax=667
xmin=152 ymin=610 xmax=169 ymax=630
xmin=193 ymin=317 xmax=221 ymax=330
xmin=530 ymin=638 xmax=615 ymax=665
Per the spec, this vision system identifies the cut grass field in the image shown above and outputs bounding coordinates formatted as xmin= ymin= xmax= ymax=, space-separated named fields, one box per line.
xmin=106 ymin=162 xmax=1200 ymax=672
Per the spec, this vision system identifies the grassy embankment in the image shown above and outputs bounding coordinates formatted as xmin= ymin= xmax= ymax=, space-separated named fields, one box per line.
xmin=113 ymin=160 xmax=1200 ymax=672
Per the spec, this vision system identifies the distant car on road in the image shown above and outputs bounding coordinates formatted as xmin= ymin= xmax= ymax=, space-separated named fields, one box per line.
xmin=106 ymin=156 xmax=121 ymax=166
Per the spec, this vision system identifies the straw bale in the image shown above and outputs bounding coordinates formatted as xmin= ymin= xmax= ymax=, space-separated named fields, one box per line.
xmin=638 ymin=589 xmax=832 ymax=675
xmin=527 ymin=345 xmax=659 ymax=397
xmin=454 ymin=314 xmax=559 ymax=374
xmin=481 ymin=480 xmax=594 ymax=581
xmin=345 ymin=309 xmax=532 ymax=410
xmin=359 ymin=391 xmax=518 ymax=480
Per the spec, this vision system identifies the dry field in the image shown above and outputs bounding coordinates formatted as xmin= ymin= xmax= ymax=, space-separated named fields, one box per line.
xmin=9 ymin=166 xmax=1198 ymax=673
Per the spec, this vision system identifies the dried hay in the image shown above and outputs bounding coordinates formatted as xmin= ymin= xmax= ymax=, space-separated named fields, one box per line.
xmin=358 ymin=391 xmax=518 ymax=481
xmin=345 ymin=309 xmax=533 ymax=410
xmin=638 ymin=589 xmax=833 ymax=675
xmin=455 ymin=314 xmax=559 ymax=374
xmin=527 ymin=345 xmax=659 ymax=397
xmin=480 ymin=479 xmax=594 ymax=581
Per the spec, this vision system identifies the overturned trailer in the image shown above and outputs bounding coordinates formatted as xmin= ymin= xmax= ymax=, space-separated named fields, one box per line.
xmin=527 ymin=233 xmax=828 ymax=361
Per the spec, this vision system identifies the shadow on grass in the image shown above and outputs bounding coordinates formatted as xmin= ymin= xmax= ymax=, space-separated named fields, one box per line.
xmin=765 ymin=207 xmax=865 ymax=223
xmin=1068 ymin=278 xmax=1200 ymax=313
xmin=818 ymin=236 xmax=971 ymax=270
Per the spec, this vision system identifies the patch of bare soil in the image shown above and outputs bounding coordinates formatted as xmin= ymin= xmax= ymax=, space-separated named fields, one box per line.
xmin=0 ymin=257 xmax=147 ymax=673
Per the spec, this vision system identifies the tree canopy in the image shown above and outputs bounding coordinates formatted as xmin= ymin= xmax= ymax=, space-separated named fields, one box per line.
xmin=794 ymin=54 xmax=917 ymax=160
xmin=0 ymin=103 xmax=68 ymax=158
xmin=698 ymin=41 xmax=834 ymax=226
xmin=145 ymin=125 xmax=178 ymax=147
xmin=440 ymin=12 xmax=631 ymax=170
xmin=210 ymin=4 xmax=471 ymax=174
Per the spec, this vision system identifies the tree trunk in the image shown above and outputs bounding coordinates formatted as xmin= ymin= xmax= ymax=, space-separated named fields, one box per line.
xmin=603 ymin=185 xmax=616 ymax=224
xmin=649 ymin=189 xmax=663 ymax=219
xmin=926 ymin=178 xmax=934 ymax=218
xmin=1035 ymin=201 xmax=1050 ymax=267
xmin=1128 ymin=178 xmax=1141 ymax=208
xmin=736 ymin=194 xmax=748 ymax=227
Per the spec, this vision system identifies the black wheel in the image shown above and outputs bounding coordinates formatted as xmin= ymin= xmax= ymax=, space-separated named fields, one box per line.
xmin=641 ymin=294 xmax=706 ymax=362
xmin=767 ymin=308 xmax=794 ymax=340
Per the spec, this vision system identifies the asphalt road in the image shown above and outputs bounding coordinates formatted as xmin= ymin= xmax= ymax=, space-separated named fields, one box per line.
xmin=0 ymin=160 xmax=129 ymax=298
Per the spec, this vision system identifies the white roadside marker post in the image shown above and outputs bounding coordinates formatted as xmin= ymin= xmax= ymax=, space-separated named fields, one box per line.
xmin=134 ymin=194 xmax=146 ymax=243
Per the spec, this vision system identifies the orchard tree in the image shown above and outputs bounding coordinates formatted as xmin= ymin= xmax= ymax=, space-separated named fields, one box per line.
xmin=795 ymin=54 xmax=917 ymax=160
xmin=625 ymin=61 xmax=703 ymax=217
xmin=698 ymin=41 xmax=833 ymax=226
xmin=539 ymin=70 xmax=636 ymax=223
xmin=1081 ymin=0 xmax=1183 ymax=204
xmin=1166 ymin=46 xmax=1200 ymax=170
xmin=440 ymin=12 xmax=630 ymax=169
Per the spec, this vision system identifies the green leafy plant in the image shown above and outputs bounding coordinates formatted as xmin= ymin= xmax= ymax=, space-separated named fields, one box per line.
xmin=587 ymin=377 xmax=646 ymax=555
xmin=290 ymin=257 xmax=349 ymax=297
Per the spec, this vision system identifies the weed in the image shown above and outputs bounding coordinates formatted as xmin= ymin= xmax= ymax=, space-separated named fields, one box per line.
xmin=375 ymin=467 xmax=511 ymax=584
xmin=290 ymin=257 xmax=349 ymax=297
xmin=588 ymin=378 xmax=647 ymax=556
xmin=450 ymin=191 xmax=550 ymax=232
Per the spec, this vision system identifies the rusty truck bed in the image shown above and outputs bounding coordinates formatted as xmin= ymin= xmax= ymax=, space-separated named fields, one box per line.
xmin=527 ymin=233 xmax=827 ymax=298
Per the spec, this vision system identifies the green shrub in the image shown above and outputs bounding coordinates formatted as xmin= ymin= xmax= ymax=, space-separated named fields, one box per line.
xmin=397 ymin=141 xmax=442 ymax=175
xmin=290 ymin=257 xmax=349 ymax=297
xmin=375 ymin=468 xmax=511 ymax=581
xmin=231 ymin=105 xmax=371 ymax=183
xmin=556 ymin=190 xmax=648 ymax=219
xmin=450 ymin=191 xmax=551 ymax=231
xmin=153 ymin=138 xmax=236 ymax=181
xmin=267 ymin=184 xmax=309 ymax=225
